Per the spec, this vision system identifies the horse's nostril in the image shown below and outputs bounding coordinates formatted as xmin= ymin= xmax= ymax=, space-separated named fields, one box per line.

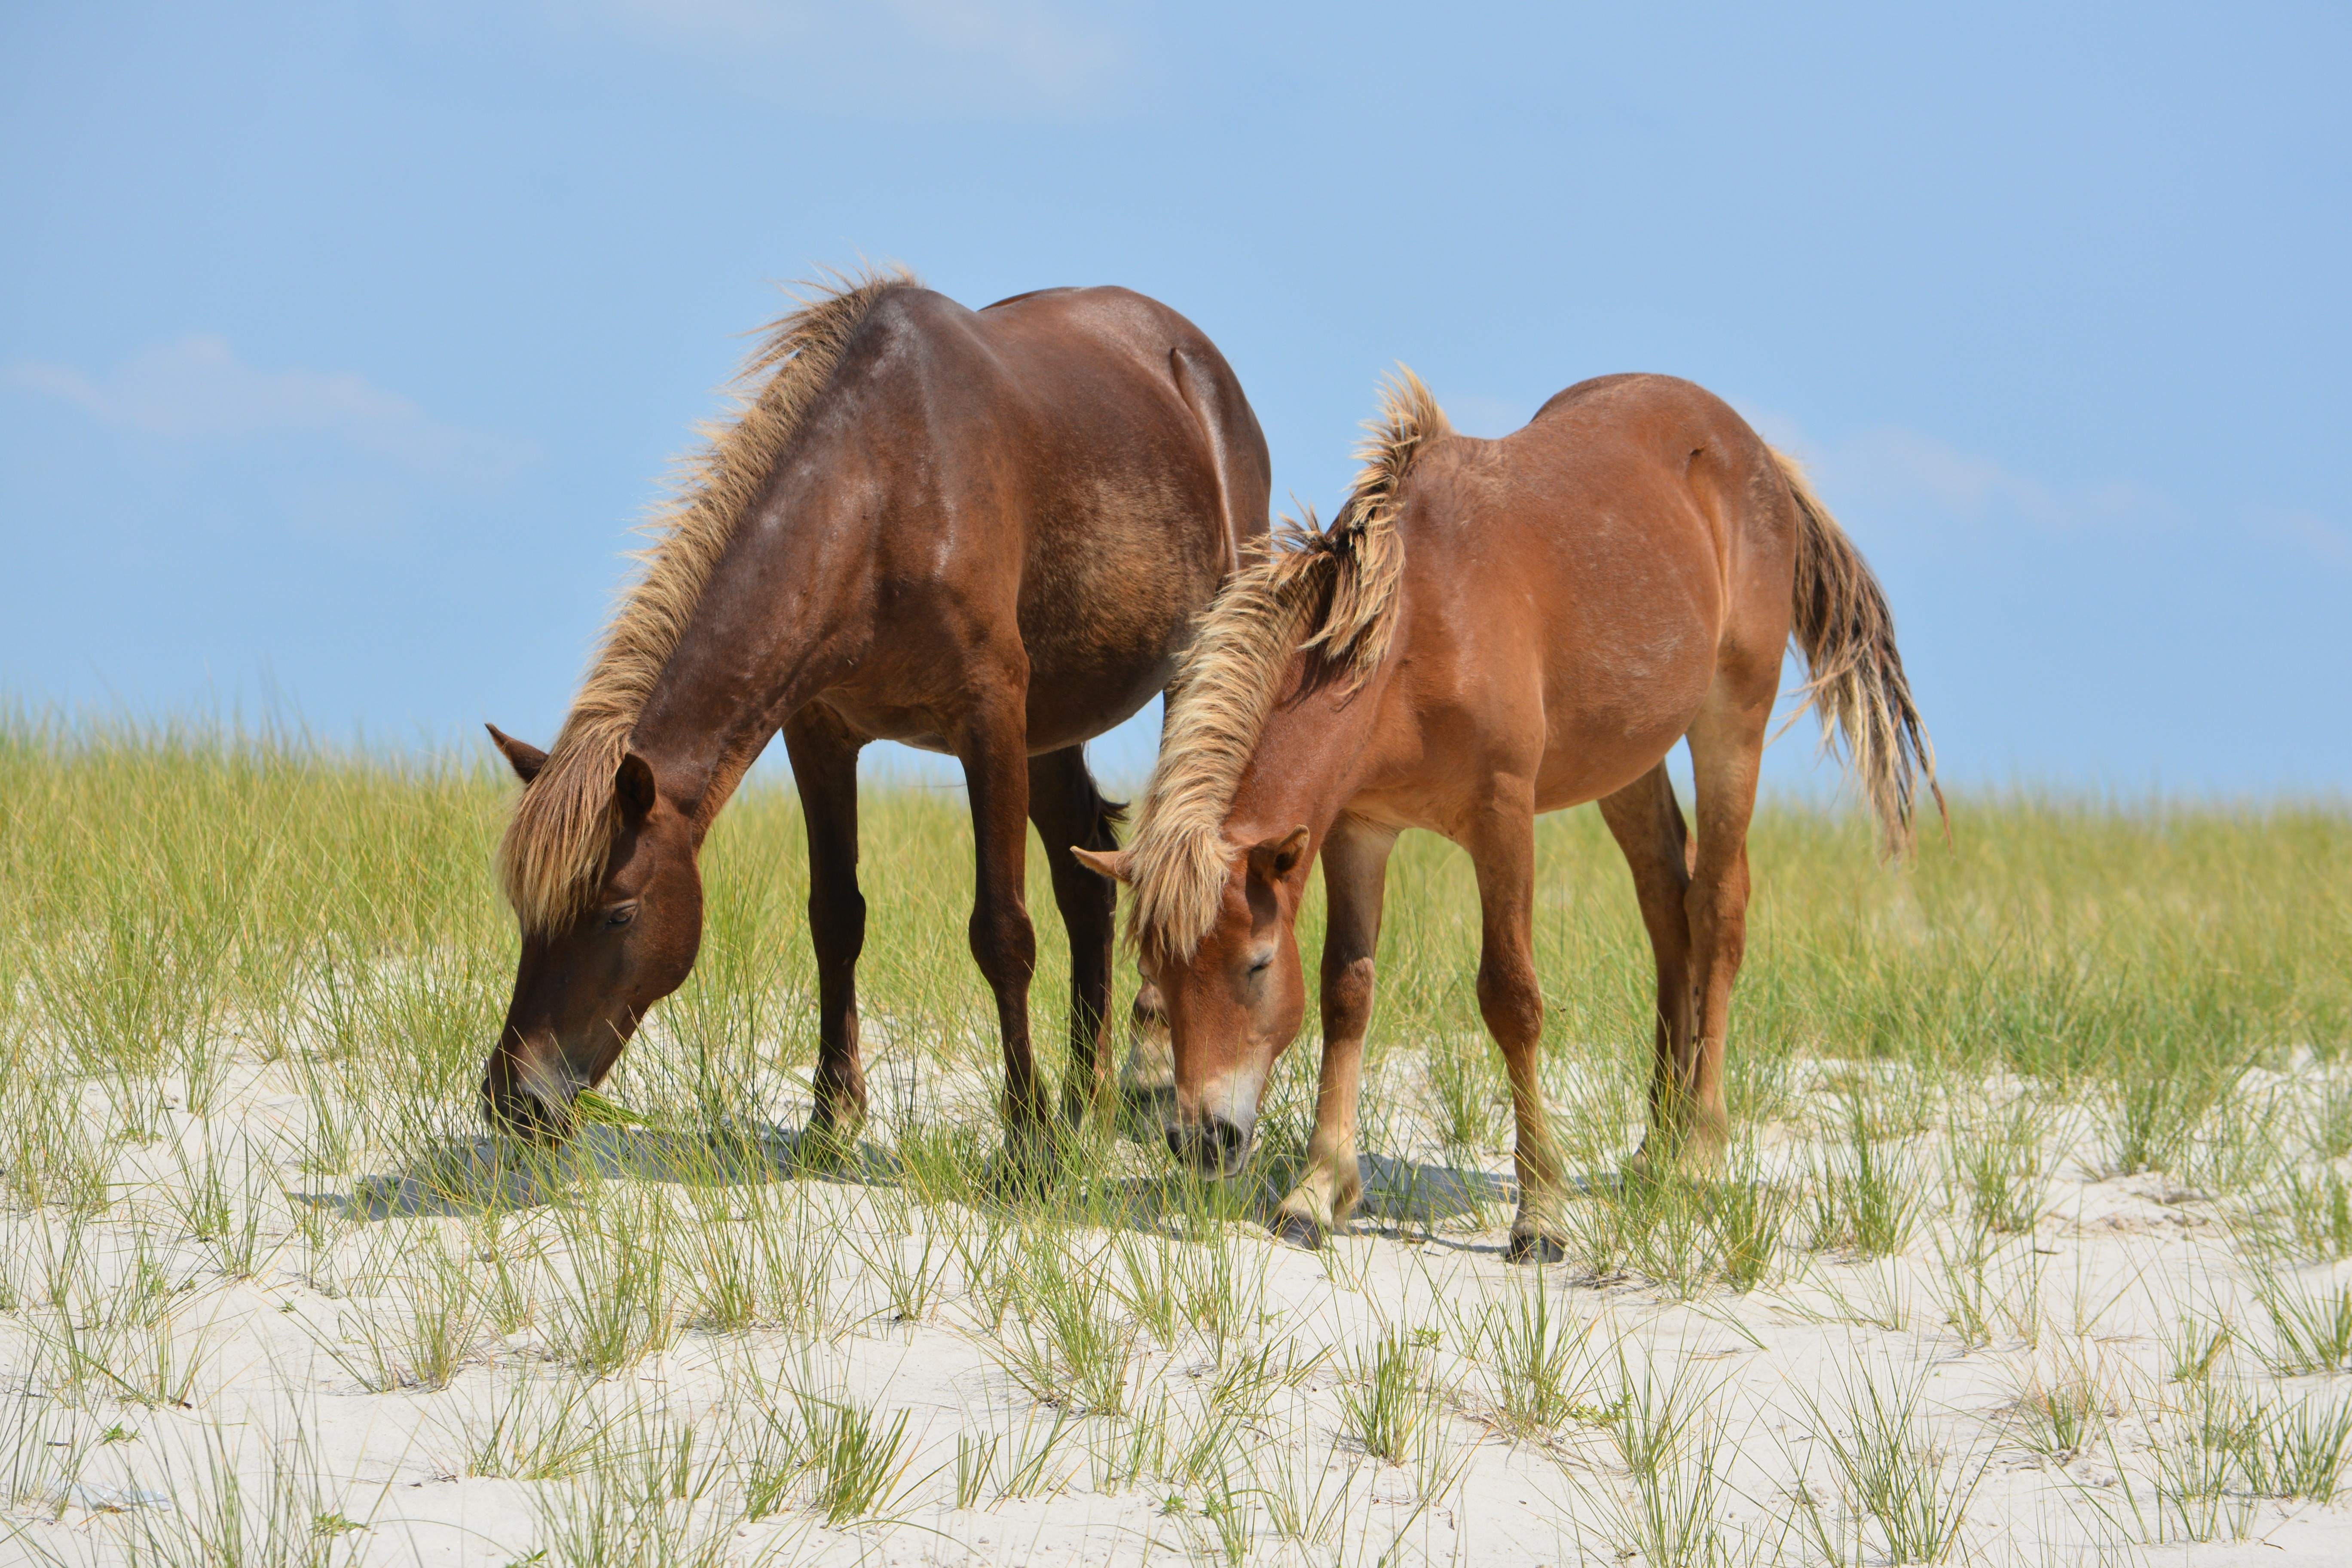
xmin=1211 ymin=1117 xmax=1246 ymax=1160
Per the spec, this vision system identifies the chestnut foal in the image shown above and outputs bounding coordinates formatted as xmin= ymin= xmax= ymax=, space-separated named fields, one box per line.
xmin=1081 ymin=370 xmax=1936 ymax=1260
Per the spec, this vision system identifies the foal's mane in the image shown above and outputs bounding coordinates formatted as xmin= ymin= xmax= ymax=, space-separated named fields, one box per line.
xmin=1124 ymin=368 xmax=1447 ymax=960
xmin=498 ymin=267 xmax=918 ymax=932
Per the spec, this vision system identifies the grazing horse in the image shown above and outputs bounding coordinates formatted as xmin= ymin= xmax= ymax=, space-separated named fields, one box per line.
xmin=481 ymin=270 xmax=1270 ymax=1157
xmin=1077 ymin=370 xmax=1937 ymax=1260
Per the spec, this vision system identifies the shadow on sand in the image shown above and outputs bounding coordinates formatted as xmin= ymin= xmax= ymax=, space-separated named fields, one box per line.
xmin=302 ymin=1119 xmax=1525 ymax=1249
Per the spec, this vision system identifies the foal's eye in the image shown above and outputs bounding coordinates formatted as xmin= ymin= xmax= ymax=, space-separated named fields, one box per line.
xmin=603 ymin=905 xmax=637 ymax=929
xmin=1247 ymin=953 xmax=1273 ymax=976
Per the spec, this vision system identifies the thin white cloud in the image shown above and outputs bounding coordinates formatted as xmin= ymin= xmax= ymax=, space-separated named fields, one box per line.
xmin=579 ymin=0 xmax=1126 ymax=113
xmin=2276 ymin=510 xmax=2352 ymax=569
xmin=1745 ymin=412 xmax=2345 ymax=571
xmin=1829 ymin=427 xmax=2167 ymax=531
xmin=1743 ymin=408 xmax=2171 ymax=535
xmin=882 ymin=0 xmax=1122 ymax=88
xmin=6 ymin=335 xmax=532 ymax=485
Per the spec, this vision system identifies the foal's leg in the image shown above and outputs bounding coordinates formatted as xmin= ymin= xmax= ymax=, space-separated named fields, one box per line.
xmin=1596 ymin=763 xmax=1699 ymax=1167
xmin=1272 ymin=816 xmax=1397 ymax=1250
xmin=1027 ymin=745 xmax=1121 ymax=1131
xmin=1465 ymin=791 xmax=1570 ymax=1262
xmin=781 ymin=706 xmax=869 ymax=1134
xmin=1677 ymin=697 xmax=1770 ymax=1168
xmin=954 ymin=677 xmax=1050 ymax=1164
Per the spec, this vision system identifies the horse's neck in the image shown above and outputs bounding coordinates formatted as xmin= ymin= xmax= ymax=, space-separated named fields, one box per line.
xmin=627 ymin=489 xmax=868 ymax=837
xmin=1221 ymin=663 xmax=1389 ymax=849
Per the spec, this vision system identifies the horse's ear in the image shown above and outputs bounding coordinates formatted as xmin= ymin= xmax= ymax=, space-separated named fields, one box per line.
xmin=485 ymin=723 xmax=547 ymax=785
xmin=1248 ymin=825 xmax=1312 ymax=881
xmin=1071 ymin=846 xmax=1133 ymax=884
xmin=614 ymin=752 xmax=658 ymax=819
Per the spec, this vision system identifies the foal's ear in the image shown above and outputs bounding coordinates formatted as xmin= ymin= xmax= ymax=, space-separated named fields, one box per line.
xmin=485 ymin=723 xmax=547 ymax=785
xmin=1071 ymin=846 xmax=1133 ymax=884
xmin=1248 ymin=825 xmax=1312 ymax=881
xmin=614 ymin=752 xmax=658 ymax=819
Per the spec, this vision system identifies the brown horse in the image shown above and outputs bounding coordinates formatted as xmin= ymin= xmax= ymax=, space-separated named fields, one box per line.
xmin=1077 ymin=370 xmax=1936 ymax=1260
xmin=480 ymin=270 xmax=1269 ymax=1158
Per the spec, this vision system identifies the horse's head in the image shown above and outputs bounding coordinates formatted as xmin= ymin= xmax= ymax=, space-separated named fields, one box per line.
xmin=480 ymin=725 xmax=703 ymax=1141
xmin=1077 ymin=825 xmax=1313 ymax=1177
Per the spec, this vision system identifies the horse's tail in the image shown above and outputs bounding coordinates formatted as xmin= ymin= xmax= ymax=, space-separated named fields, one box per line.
xmin=1772 ymin=448 xmax=1945 ymax=857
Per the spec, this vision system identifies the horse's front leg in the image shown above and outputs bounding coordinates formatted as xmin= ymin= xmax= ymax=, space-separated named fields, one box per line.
xmin=956 ymin=673 xmax=1050 ymax=1171
xmin=1466 ymin=788 xmax=1569 ymax=1263
xmin=1028 ymin=745 xmax=1121 ymax=1131
xmin=782 ymin=705 xmax=869 ymax=1136
xmin=1272 ymin=816 xmax=1396 ymax=1250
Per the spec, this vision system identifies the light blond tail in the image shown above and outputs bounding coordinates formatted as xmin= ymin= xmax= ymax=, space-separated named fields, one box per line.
xmin=1774 ymin=449 xmax=1945 ymax=857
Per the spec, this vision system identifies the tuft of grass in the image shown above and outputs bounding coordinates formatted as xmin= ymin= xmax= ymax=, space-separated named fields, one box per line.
xmin=2165 ymin=1310 xmax=2234 ymax=1386
xmin=547 ymin=1192 xmax=676 ymax=1376
xmin=2243 ymin=1391 xmax=2352 ymax=1502
xmin=2014 ymin=1370 xmax=2105 ymax=1460
xmin=795 ymin=1388 xmax=920 ymax=1526
xmin=107 ymin=1423 xmax=377 ymax=1568
xmin=1798 ymin=1354 xmax=1986 ymax=1565
xmin=1338 ymin=1327 xmax=1431 ymax=1463
xmin=2251 ymin=1263 xmax=2352 ymax=1375
xmin=1471 ymin=1284 xmax=1602 ymax=1438
xmin=450 ymin=1372 xmax=638 ymax=1480
xmin=993 ymin=1230 xmax=1140 ymax=1415
xmin=1603 ymin=1361 xmax=1735 ymax=1568
xmin=324 ymin=1235 xmax=483 ymax=1391
xmin=2254 ymin=1167 xmax=2352 ymax=1262
xmin=1808 ymin=1090 xmax=1922 ymax=1258
xmin=1945 ymin=1090 xmax=2052 ymax=1235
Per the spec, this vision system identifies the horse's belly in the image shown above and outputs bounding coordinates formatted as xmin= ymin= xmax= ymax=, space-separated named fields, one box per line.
xmin=1529 ymin=648 xmax=1719 ymax=810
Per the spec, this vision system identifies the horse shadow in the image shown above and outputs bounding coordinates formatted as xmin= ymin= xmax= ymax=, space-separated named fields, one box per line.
xmin=301 ymin=1120 xmax=899 ymax=1221
xmin=307 ymin=1118 xmax=1520 ymax=1246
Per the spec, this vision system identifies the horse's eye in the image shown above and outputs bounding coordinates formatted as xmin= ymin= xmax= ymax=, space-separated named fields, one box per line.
xmin=1247 ymin=952 xmax=1273 ymax=976
xmin=604 ymin=905 xmax=637 ymax=929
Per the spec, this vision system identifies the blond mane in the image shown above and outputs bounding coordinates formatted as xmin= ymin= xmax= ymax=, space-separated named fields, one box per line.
xmin=498 ymin=267 xmax=918 ymax=931
xmin=1123 ymin=368 xmax=1448 ymax=960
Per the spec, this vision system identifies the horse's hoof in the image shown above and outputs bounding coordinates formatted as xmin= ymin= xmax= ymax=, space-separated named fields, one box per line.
xmin=987 ymin=1143 xmax=1059 ymax=1201
xmin=1506 ymin=1232 xmax=1567 ymax=1266
xmin=1269 ymin=1212 xmax=1327 ymax=1252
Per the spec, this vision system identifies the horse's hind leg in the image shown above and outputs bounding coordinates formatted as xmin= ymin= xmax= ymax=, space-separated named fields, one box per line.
xmin=1028 ymin=745 xmax=1121 ymax=1131
xmin=1676 ymin=687 xmax=1771 ymax=1168
xmin=781 ymin=705 xmax=869 ymax=1135
xmin=1272 ymin=816 xmax=1396 ymax=1250
xmin=1597 ymin=763 xmax=1698 ymax=1166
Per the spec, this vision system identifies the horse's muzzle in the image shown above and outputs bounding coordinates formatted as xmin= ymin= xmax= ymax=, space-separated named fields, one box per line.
xmin=481 ymin=1076 xmax=576 ymax=1144
xmin=1167 ymin=1114 xmax=1253 ymax=1179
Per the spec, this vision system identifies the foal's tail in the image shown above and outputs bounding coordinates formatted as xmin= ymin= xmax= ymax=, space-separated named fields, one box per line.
xmin=1772 ymin=449 xmax=1945 ymax=858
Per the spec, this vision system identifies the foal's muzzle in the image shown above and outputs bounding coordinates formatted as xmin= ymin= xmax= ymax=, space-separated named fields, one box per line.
xmin=1167 ymin=1114 xmax=1253 ymax=1179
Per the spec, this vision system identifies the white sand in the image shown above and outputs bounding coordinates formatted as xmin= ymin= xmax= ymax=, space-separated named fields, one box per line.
xmin=5 ymin=1043 xmax=2351 ymax=1566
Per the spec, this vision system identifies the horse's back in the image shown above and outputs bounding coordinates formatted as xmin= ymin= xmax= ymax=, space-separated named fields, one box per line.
xmin=809 ymin=285 xmax=1269 ymax=753
xmin=1379 ymin=374 xmax=1794 ymax=811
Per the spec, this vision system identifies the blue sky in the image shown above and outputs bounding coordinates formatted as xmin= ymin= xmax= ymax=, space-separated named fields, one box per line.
xmin=3 ymin=2 xmax=2345 ymax=795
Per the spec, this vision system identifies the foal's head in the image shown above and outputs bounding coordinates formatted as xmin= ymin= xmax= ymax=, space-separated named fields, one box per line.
xmin=480 ymin=725 xmax=703 ymax=1141
xmin=1079 ymin=825 xmax=1314 ymax=1177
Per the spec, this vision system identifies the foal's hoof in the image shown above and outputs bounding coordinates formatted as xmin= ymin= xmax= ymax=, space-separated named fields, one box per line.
xmin=1506 ymin=1232 xmax=1567 ymax=1266
xmin=1269 ymin=1212 xmax=1327 ymax=1252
